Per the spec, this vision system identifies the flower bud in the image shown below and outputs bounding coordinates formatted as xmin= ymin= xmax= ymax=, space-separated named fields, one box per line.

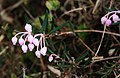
xmin=35 ymin=50 xmax=41 ymax=58
xmin=11 ymin=37 xmax=17 ymax=45
xmin=105 ymin=19 xmax=112 ymax=27
xmin=101 ymin=16 xmax=107 ymax=24
xmin=21 ymin=45 xmax=28 ymax=53
xmin=112 ymin=14 xmax=119 ymax=22
xmin=19 ymin=38 xmax=24 ymax=45
xmin=48 ymin=55 xmax=53 ymax=62
xmin=28 ymin=43 xmax=34 ymax=51
xmin=28 ymin=35 xmax=34 ymax=43
xmin=25 ymin=24 xmax=32 ymax=32
xmin=33 ymin=38 xmax=39 ymax=46
xmin=40 ymin=47 xmax=47 ymax=56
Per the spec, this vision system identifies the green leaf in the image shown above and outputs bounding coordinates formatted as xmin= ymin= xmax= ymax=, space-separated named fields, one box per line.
xmin=68 ymin=21 xmax=75 ymax=33
xmin=45 ymin=0 xmax=60 ymax=11
xmin=50 ymin=21 xmax=68 ymax=34
xmin=75 ymin=51 xmax=89 ymax=63
xmin=11 ymin=73 xmax=17 ymax=78
xmin=41 ymin=12 xmax=48 ymax=33
xmin=25 ymin=75 xmax=32 ymax=78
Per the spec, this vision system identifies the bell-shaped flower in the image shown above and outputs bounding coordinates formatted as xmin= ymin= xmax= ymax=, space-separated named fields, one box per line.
xmin=25 ymin=24 xmax=32 ymax=32
xmin=35 ymin=50 xmax=41 ymax=58
xmin=18 ymin=38 xmax=25 ymax=45
xmin=105 ymin=19 xmax=112 ymax=27
xmin=101 ymin=16 xmax=107 ymax=24
xmin=112 ymin=14 xmax=119 ymax=22
xmin=48 ymin=55 xmax=53 ymax=62
xmin=11 ymin=36 xmax=17 ymax=45
xmin=40 ymin=47 xmax=47 ymax=56
xmin=33 ymin=38 xmax=39 ymax=46
xmin=48 ymin=54 xmax=60 ymax=62
xmin=28 ymin=43 xmax=34 ymax=51
xmin=27 ymin=34 xmax=34 ymax=43
xmin=21 ymin=45 xmax=28 ymax=53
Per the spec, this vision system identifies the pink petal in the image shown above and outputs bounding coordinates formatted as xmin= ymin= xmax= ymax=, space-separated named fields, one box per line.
xmin=28 ymin=35 xmax=34 ymax=43
xmin=48 ymin=55 xmax=53 ymax=62
xmin=35 ymin=50 xmax=41 ymax=58
xmin=101 ymin=16 xmax=107 ymax=24
xmin=28 ymin=43 xmax=34 ymax=51
xmin=112 ymin=14 xmax=119 ymax=22
xmin=21 ymin=45 xmax=28 ymax=53
xmin=105 ymin=19 xmax=112 ymax=27
xmin=25 ymin=24 xmax=32 ymax=32
xmin=40 ymin=47 xmax=47 ymax=56
xmin=19 ymin=38 xmax=25 ymax=45
xmin=33 ymin=38 xmax=39 ymax=46
xmin=11 ymin=37 xmax=17 ymax=45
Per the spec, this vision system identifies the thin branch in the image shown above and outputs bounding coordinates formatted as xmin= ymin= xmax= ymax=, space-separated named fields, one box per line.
xmin=47 ymin=29 xmax=120 ymax=38
xmin=60 ymin=7 xmax=83 ymax=17
xmin=78 ymin=38 xmax=95 ymax=55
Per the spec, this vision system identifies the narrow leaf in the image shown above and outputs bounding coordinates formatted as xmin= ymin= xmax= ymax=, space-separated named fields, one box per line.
xmin=76 ymin=51 xmax=89 ymax=63
xmin=50 ymin=21 xmax=68 ymax=34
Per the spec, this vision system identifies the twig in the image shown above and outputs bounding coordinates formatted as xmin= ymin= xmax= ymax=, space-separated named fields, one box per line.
xmin=0 ymin=46 xmax=8 ymax=56
xmin=92 ymin=0 xmax=101 ymax=14
xmin=5 ymin=0 xmax=23 ymax=11
xmin=78 ymin=38 xmax=95 ymax=55
xmin=47 ymin=29 xmax=120 ymax=38
xmin=90 ymin=56 xmax=120 ymax=68
xmin=94 ymin=24 xmax=106 ymax=56
xmin=60 ymin=7 xmax=83 ymax=17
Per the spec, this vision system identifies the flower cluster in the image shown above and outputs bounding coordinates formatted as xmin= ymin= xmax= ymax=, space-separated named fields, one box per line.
xmin=101 ymin=11 xmax=120 ymax=27
xmin=12 ymin=24 xmax=47 ymax=58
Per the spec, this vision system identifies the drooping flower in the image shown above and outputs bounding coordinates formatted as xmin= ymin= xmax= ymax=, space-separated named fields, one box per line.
xmin=40 ymin=47 xmax=47 ymax=56
xmin=21 ymin=45 xmax=28 ymax=53
xmin=105 ymin=19 xmax=112 ymax=27
xmin=33 ymin=38 xmax=39 ymax=46
xmin=11 ymin=36 xmax=17 ymax=45
xmin=19 ymin=38 xmax=25 ymax=45
xmin=25 ymin=24 xmax=32 ymax=32
xmin=48 ymin=55 xmax=53 ymax=62
xmin=101 ymin=16 xmax=107 ymax=24
xmin=112 ymin=14 xmax=119 ymax=22
xmin=48 ymin=54 xmax=60 ymax=62
xmin=35 ymin=50 xmax=41 ymax=58
xmin=27 ymin=34 xmax=34 ymax=43
xmin=12 ymin=23 xmax=49 ymax=59
xmin=28 ymin=43 xmax=34 ymax=51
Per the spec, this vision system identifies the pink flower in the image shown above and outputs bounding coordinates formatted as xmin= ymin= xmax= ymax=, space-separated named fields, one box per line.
xmin=25 ymin=24 xmax=32 ymax=32
xmin=101 ymin=16 xmax=107 ymax=24
xmin=28 ymin=43 xmax=34 ymax=51
xmin=48 ymin=55 xmax=53 ymax=62
xmin=35 ymin=50 xmax=41 ymax=58
xmin=48 ymin=54 xmax=60 ymax=62
xmin=18 ymin=38 xmax=24 ymax=45
xmin=33 ymin=38 xmax=39 ymax=46
xmin=105 ymin=19 xmax=112 ymax=27
xmin=21 ymin=45 xmax=28 ymax=53
xmin=112 ymin=14 xmax=119 ymax=22
xmin=40 ymin=47 xmax=47 ymax=56
xmin=27 ymin=34 xmax=34 ymax=43
xmin=11 ymin=37 xmax=17 ymax=45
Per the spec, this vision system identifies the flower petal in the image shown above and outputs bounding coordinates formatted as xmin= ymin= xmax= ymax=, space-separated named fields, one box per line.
xmin=40 ymin=47 xmax=47 ymax=56
xmin=25 ymin=24 xmax=32 ymax=32
xmin=35 ymin=50 xmax=41 ymax=58
xmin=11 ymin=37 xmax=17 ymax=45
xmin=19 ymin=38 xmax=25 ymax=45
xmin=21 ymin=45 xmax=28 ymax=53
xmin=28 ymin=43 xmax=34 ymax=51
